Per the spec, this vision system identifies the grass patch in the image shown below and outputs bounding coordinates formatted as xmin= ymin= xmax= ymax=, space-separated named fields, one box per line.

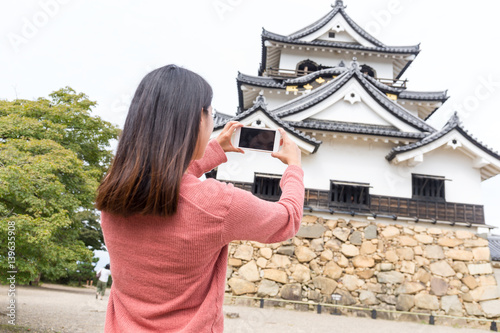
xmin=0 ymin=324 xmax=32 ymax=332
xmin=0 ymin=324 xmax=60 ymax=333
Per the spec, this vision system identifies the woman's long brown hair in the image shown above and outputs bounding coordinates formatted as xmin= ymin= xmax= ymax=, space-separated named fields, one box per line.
xmin=95 ymin=65 xmax=212 ymax=216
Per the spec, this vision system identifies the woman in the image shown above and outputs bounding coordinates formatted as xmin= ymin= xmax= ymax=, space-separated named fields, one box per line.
xmin=96 ymin=65 xmax=304 ymax=332
xmin=96 ymin=264 xmax=111 ymax=300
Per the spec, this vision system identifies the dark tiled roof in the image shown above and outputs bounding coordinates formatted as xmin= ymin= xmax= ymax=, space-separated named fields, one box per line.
xmin=361 ymin=76 xmax=448 ymax=121
xmin=288 ymin=119 xmax=427 ymax=139
xmin=333 ymin=74 xmax=447 ymax=102
xmin=363 ymin=75 xmax=405 ymax=94
xmin=237 ymin=70 xmax=448 ymax=119
xmin=213 ymin=94 xmax=322 ymax=152
xmin=489 ymin=235 xmax=500 ymax=261
xmin=258 ymin=2 xmax=419 ymax=77
xmin=386 ymin=112 xmax=500 ymax=161
xmin=284 ymin=0 xmax=418 ymax=53
xmin=237 ymin=72 xmax=285 ymax=89
xmin=399 ymin=90 xmax=448 ymax=101
xmin=262 ymin=29 xmax=420 ymax=54
xmin=213 ymin=110 xmax=234 ymax=128
xmin=283 ymin=67 xmax=348 ymax=85
xmin=271 ymin=69 xmax=353 ymax=116
xmin=237 ymin=68 xmax=348 ymax=90
xmin=271 ymin=62 xmax=435 ymax=134
xmin=356 ymin=72 xmax=435 ymax=133
xmin=287 ymin=2 xmax=345 ymax=41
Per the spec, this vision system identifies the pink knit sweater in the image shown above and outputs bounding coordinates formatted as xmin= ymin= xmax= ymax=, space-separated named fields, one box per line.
xmin=101 ymin=139 xmax=304 ymax=332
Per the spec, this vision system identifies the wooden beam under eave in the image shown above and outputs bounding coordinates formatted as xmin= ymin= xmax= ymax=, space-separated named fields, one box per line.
xmin=473 ymin=157 xmax=490 ymax=169
xmin=407 ymin=154 xmax=423 ymax=167
xmin=481 ymin=168 xmax=494 ymax=181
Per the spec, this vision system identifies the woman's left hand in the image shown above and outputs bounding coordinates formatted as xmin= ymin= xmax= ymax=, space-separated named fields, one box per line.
xmin=216 ymin=121 xmax=245 ymax=154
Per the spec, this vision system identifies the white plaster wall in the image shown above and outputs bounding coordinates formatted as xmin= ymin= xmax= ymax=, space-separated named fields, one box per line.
xmin=261 ymin=90 xmax=300 ymax=110
xmin=317 ymin=31 xmax=357 ymax=43
xmin=397 ymin=101 xmax=419 ymax=118
xmin=409 ymin=147 xmax=483 ymax=204
xmin=300 ymin=14 xmax=374 ymax=48
xmin=311 ymin=98 xmax=393 ymax=126
xmin=300 ymin=138 xmax=400 ymax=192
xmin=279 ymin=49 xmax=393 ymax=79
xmin=216 ymin=137 xmax=484 ymax=205
xmin=218 ymin=137 xmax=398 ymax=191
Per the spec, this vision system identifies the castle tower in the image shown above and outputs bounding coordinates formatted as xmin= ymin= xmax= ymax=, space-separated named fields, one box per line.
xmin=213 ymin=1 xmax=500 ymax=232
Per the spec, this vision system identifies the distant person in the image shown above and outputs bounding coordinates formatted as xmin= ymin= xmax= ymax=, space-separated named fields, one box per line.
xmin=95 ymin=65 xmax=304 ymax=332
xmin=96 ymin=264 xmax=111 ymax=300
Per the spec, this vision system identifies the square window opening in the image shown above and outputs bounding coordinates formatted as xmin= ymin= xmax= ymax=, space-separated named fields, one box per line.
xmin=329 ymin=180 xmax=370 ymax=208
xmin=412 ymin=174 xmax=446 ymax=201
xmin=253 ymin=173 xmax=282 ymax=201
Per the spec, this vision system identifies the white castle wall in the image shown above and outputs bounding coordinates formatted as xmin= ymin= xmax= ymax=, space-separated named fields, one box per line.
xmin=259 ymin=90 xmax=297 ymax=110
xmin=216 ymin=137 xmax=483 ymax=206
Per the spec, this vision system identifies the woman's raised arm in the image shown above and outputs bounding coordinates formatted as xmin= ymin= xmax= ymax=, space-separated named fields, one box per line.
xmin=187 ymin=121 xmax=244 ymax=177
xmin=221 ymin=165 xmax=304 ymax=244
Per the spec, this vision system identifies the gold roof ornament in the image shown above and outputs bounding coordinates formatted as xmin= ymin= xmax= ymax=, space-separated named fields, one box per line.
xmin=286 ymin=85 xmax=298 ymax=92
xmin=386 ymin=93 xmax=398 ymax=101
xmin=303 ymin=84 xmax=313 ymax=90
xmin=316 ymin=77 xmax=326 ymax=84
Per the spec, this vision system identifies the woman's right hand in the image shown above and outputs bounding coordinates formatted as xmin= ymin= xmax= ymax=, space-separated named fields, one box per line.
xmin=271 ymin=128 xmax=301 ymax=167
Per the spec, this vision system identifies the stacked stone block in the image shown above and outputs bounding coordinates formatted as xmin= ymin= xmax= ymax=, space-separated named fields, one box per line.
xmin=225 ymin=215 xmax=500 ymax=319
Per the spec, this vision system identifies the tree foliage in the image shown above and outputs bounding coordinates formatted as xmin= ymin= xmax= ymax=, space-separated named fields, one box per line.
xmin=0 ymin=87 xmax=120 ymax=284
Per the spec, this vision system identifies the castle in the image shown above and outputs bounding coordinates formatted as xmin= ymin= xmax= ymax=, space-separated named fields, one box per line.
xmin=211 ymin=1 xmax=500 ymax=322
xmin=211 ymin=0 xmax=500 ymax=233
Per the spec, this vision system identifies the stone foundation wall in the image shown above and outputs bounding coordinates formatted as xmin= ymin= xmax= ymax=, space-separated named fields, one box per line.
xmin=225 ymin=215 xmax=500 ymax=320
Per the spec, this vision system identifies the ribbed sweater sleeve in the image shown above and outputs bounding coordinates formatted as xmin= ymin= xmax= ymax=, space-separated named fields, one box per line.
xmin=222 ymin=165 xmax=304 ymax=244
xmin=187 ymin=139 xmax=227 ymax=177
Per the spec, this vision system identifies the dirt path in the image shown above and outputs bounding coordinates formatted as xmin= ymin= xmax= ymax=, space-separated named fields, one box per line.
xmin=0 ymin=284 xmax=107 ymax=332
xmin=0 ymin=284 xmax=492 ymax=332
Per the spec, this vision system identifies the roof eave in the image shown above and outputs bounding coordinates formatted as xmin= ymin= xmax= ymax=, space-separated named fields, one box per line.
xmin=259 ymin=31 xmax=267 ymax=76
xmin=395 ymin=54 xmax=419 ymax=80
xmin=386 ymin=125 xmax=500 ymax=168
xmin=291 ymin=123 xmax=426 ymax=140
xmin=262 ymin=32 xmax=420 ymax=55
xmin=354 ymin=74 xmax=436 ymax=133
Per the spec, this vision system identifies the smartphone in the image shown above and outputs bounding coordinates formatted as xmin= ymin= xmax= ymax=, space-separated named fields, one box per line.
xmin=232 ymin=127 xmax=281 ymax=153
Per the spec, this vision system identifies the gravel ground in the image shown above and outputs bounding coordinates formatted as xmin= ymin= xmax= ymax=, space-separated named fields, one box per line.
xmin=0 ymin=284 xmax=107 ymax=333
xmin=0 ymin=284 xmax=492 ymax=332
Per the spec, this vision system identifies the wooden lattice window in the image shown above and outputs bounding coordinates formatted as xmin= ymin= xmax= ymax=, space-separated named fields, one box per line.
xmin=329 ymin=180 xmax=370 ymax=207
xmin=412 ymin=174 xmax=445 ymax=201
xmin=253 ymin=173 xmax=282 ymax=201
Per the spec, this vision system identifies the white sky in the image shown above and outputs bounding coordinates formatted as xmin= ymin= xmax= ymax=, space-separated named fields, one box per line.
xmin=1 ymin=0 xmax=499 ymax=232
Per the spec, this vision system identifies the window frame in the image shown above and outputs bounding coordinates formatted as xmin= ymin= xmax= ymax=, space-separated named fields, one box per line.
xmin=411 ymin=174 xmax=446 ymax=202
xmin=252 ymin=173 xmax=282 ymax=202
xmin=328 ymin=180 xmax=371 ymax=209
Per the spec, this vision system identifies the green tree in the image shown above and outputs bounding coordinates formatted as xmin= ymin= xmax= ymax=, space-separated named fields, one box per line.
xmin=0 ymin=87 xmax=120 ymax=284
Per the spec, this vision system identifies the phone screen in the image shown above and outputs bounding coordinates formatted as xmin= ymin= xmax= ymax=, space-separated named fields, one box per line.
xmin=239 ymin=127 xmax=276 ymax=151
